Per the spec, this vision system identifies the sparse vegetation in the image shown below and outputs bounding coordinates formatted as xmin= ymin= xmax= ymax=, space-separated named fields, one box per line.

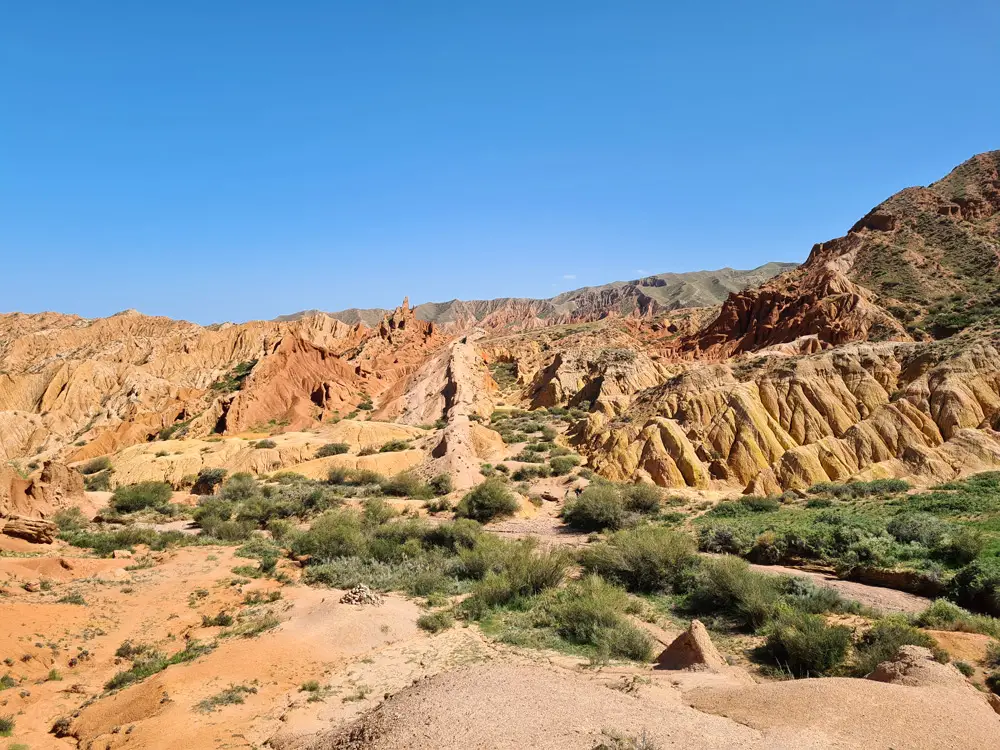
xmin=316 ymin=442 xmax=350 ymax=458
xmin=196 ymin=683 xmax=258 ymax=712
xmin=379 ymin=439 xmax=411 ymax=453
xmin=210 ymin=360 xmax=257 ymax=393
xmin=417 ymin=610 xmax=454 ymax=633
xmin=692 ymin=472 xmax=1000 ymax=615
xmin=105 ymin=640 xmax=214 ymax=691
xmin=79 ymin=456 xmax=111 ymax=475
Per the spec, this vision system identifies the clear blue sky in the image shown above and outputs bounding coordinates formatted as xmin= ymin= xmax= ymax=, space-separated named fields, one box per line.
xmin=3 ymin=1 xmax=998 ymax=324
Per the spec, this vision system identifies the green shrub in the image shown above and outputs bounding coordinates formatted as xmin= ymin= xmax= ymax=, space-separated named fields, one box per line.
xmin=988 ymin=671 xmax=1000 ymax=695
xmin=955 ymin=660 xmax=975 ymax=677
xmin=543 ymin=576 xmax=653 ymax=662
xmin=687 ymin=555 xmax=783 ymax=629
xmin=424 ymin=498 xmax=452 ymax=513
xmin=548 ymin=455 xmax=580 ymax=476
xmin=563 ymin=484 xmax=626 ymax=531
xmin=0 ymin=714 xmax=15 ymax=737
xmin=764 ymin=608 xmax=851 ymax=677
xmin=949 ymin=558 xmax=1000 ymax=616
xmin=428 ymin=473 xmax=453 ymax=496
xmin=886 ymin=512 xmax=947 ymax=546
xmin=987 ymin=642 xmax=1000 ymax=669
xmin=512 ymin=464 xmax=551 ymax=480
xmin=111 ymin=481 xmax=173 ymax=513
xmin=423 ymin=519 xmax=482 ymax=552
xmin=84 ymin=469 xmax=113 ymax=491
xmin=219 ymin=473 xmax=260 ymax=503
xmin=808 ymin=479 xmax=910 ymax=498
xmin=254 ymin=439 xmax=277 ymax=449
xmin=455 ymin=479 xmax=519 ymax=523
xmin=698 ymin=524 xmax=756 ymax=556
xmin=936 ymin=527 xmax=986 ymax=566
xmin=200 ymin=516 xmax=254 ymax=542
xmin=362 ymin=498 xmax=397 ymax=526
xmin=289 ymin=510 xmax=367 ymax=561
xmin=621 ymin=483 xmax=662 ymax=514
xmin=780 ymin=576 xmax=860 ymax=615
xmin=201 ymin=612 xmax=234 ymax=627
xmin=852 ymin=617 xmax=935 ymax=676
xmin=706 ymin=496 xmax=780 ymax=517
xmin=80 ymin=456 xmax=111 ymax=475
xmin=353 ymin=469 xmax=385 ymax=485
xmin=61 ymin=525 xmax=207 ymax=555
xmin=914 ymin=599 xmax=1000 ymax=638
xmin=381 ymin=471 xmax=433 ymax=499
xmin=193 ymin=467 xmax=228 ymax=495
xmin=304 ymin=556 xmax=452 ymax=593
xmin=197 ymin=683 xmax=258 ymax=712
xmin=460 ymin=538 xmax=570 ymax=614
xmin=316 ymin=442 xmax=350 ymax=458
xmin=105 ymin=640 xmax=214 ymax=690
xmin=417 ymin=610 xmax=454 ymax=633
xmin=580 ymin=526 xmax=697 ymax=593
xmin=53 ymin=507 xmax=87 ymax=532
xmin=379 ymin=439 xmax=411 ymax=453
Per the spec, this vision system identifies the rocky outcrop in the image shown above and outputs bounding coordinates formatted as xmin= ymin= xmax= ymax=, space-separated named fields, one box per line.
xmin=579 ymin=340 xmax=1000 ymax=491
xmin=657 ymin=620 xmax=726 ymax=671
xmin=679 ymin=268 xmax=909 ymax=359
xmin=867 ymin=645 xmax=980 ymax=693
xmin=1 ymin=515 xmax=58 ymax=544
xmin=679 ymin=151 xmax=1000 ymax=360
xmin=0 ymin=461 xmax=84 ymax=518
xmin=0 ymin=300 xmax=446 ymax=464
xmin=405 ymin=333 xmax=505 ymax=490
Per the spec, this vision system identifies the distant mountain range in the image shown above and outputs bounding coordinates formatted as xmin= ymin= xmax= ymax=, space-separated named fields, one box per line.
xmin=276 ymin=262 xmax=798 ymax=328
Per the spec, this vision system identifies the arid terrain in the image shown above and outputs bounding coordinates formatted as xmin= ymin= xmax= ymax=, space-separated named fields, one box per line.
xmin=4 ymin=151 xmax=1000 ymax=749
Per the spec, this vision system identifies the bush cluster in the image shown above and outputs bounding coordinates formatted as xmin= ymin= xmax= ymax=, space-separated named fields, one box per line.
xmin=455 ymin=479 xmax=519 ymax=523
xmin=111 ymin=481 xmax=173 ymax=514
xmin=562 ymin=481 xmax=663 ymax=531
xmin=697 ymin=490 xmax=988 ymax=575
xmin=316 ymin=442 xmax=350 ymax=458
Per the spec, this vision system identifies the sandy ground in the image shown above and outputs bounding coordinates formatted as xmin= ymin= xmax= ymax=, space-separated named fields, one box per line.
xmin=0 ymin=542 xmax=495 ymax=750
xmin=0 ymin=494 xmax=990 ymax=750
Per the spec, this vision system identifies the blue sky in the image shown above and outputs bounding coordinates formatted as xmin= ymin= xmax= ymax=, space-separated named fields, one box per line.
xmin=2 ymin=1 xmax=998 ymax=324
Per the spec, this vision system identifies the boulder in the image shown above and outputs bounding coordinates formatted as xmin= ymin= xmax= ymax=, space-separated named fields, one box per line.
xmin=2 ymin=515 xmax=58 ymax=544
xmin=867 ymin=645 xmax=970 ymax=689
